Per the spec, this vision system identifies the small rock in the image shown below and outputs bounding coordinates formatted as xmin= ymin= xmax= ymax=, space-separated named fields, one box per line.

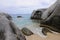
xmin=17 ymin=16 xmax=22 ymax=18
xmin=21 ymin=27 xmax=33 ymax=36
xmin=42 ymin=27 xmax=52 ymax=36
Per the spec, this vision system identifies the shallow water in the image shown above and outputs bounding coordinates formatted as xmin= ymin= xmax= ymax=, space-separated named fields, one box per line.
xmin=11 ymin=14 xmax=46 ymax=37
xmin=11 ymin=14 xmax=40 ymax=28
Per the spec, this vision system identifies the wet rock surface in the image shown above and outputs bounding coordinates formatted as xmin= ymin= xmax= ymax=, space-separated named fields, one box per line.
xmin=21 ymin=27 xmax=33 ymax=36
xmin=42 ymin=27 xmax=52 ymax=35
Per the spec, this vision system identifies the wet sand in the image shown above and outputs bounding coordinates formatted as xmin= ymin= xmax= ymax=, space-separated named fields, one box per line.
xmin=18 ymin=22 xmax=60 ymax=40
xmin=26 ymin=33 xmax=60 ymax=40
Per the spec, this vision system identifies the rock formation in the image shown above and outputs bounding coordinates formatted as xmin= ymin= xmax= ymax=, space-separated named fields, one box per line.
xmin=31 ymin=8 xmax=47 ymax=20
xmin=40 ymin=0 xmax=60 ymax=35
xmin=21 ymin=27 xmax=33 ymax=36
xmin=42 ymin=27 xmax=52 ymax=35
xmin=17 ymin=16 xmax=22 ymax=18
xmin=0 ymin=12 xmax=12 ymax=20
xmin=0 ymin=13 xmax=26 ymax=40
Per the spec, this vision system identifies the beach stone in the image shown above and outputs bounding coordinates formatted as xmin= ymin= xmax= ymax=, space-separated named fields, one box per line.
xmin=21 ymin=27 xmax=33 ymax=36
xmin=42 ymin=28 xmax=52 ymax=35
xmin=0 ymin=13 xmax=26 ymax=40
xmin=40 ymin=0 xmax=60 ymax=33
xmin=30 ymin=8 xmax=47 ymax=20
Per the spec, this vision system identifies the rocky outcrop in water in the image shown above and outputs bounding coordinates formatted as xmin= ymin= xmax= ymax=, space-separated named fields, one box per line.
xmin=0 ymin=12 xmax=26 ymax=40
xmin=30 ymin=8 xmax=47 ymax=20
xmin=17 ymin=16 xmax=22 ymax=18
xmin=40 ymin=0 xmax=60 ymax=35
xmin=21 ymin=27 xmax=33 ymax=36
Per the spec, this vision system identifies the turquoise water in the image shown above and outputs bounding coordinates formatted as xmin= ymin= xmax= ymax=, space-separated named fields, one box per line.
xmin=11 ymin=14 xmax=40 ymax=28
xmin=10 ymin=14 xmax=46 ymax=37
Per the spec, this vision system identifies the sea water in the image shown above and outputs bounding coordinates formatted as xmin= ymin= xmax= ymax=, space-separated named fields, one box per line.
xmin=10 ymin=14 xmax=40 ymax=28
xmin=10 ymin=14 xmax=46 ymax=38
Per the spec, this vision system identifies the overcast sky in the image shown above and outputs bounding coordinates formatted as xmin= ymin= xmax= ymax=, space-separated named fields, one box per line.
xmin=0 ymin=0 xmax=56 ymax=14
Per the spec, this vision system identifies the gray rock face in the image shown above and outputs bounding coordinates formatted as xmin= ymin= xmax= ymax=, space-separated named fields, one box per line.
xmin=0 ymin=13 xmax=26 ymax=40
xmin=40 ymin=0 xmax=60 ymax=34
xmin=31 ymin=8 xmax=47 ymax=20
xmin=21 ymin=27 xmax=33 ymax=36
xmin=0 ymin=12 xmax=12 ymax=20
xmin=42 ymin=28 xmax=52 ymax=35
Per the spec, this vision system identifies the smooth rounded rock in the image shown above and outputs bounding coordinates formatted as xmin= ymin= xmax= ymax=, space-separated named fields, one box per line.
xmin=40 ymin=0 xmax=60 ymax=33
xmin=0 ymin=13 xmax=26 ymax=40
xmin=21 ymin=27 xmax=33 ymax=36
xmin=31 ymin=8 xmax=47 ymax=20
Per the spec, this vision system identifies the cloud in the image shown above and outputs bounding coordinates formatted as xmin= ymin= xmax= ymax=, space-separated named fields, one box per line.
xmin=0 ymin=0 xmax=40 ymax=7
xmin=0 ymin=0 xmax=56 ymax=14
xmin=0 ymin=0 xmax=56 ymax=7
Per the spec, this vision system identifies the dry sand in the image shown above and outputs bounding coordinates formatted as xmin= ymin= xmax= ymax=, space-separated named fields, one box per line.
xmin=25 ymin=33 xmax=60 ymax=40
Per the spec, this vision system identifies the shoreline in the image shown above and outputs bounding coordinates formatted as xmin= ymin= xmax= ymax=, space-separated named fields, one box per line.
xmin=26 ymin=33 xmax=60 ymax=40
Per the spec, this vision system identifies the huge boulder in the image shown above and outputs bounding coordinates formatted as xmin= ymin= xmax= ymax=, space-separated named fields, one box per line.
xmin=0 ymin=12 xmax=12 ymax=20
xmin=40 ymin=0 xmax=60 ymax=34
xmin=0 ymin=13 xmax=26 ymax=40
xmin=30 ymin=8 xmax=47 ymax=20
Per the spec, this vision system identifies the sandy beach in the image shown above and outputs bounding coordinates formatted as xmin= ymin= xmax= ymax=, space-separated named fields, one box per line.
xmin=25 ymin=33 xmax=60 ymax=40
xmin=20 ymin=22 xmax=60 ymax=40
